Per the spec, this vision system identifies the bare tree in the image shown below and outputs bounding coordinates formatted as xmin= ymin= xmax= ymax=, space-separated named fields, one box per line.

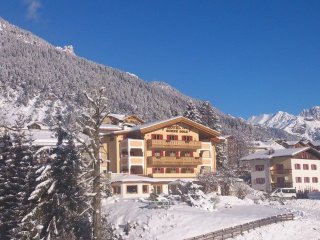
xmin=75 ymin=88 xmax=109 ymax=240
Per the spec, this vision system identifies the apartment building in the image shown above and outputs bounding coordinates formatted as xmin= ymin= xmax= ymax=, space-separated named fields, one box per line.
xmin=101 ymin=116 xmax=221 ymax=197
xmin=241 ymin=147 xmax=320 ymax=192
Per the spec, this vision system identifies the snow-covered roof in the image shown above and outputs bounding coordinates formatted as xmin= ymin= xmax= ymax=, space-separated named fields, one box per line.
xmin=104 ymin=116 xmax=220 ymax=139
xmin=108 ymin=113 xmax=126 ymax=121
xmin=100 ymin=124 xmax=122 ymax=131
xmin=111 ymin=174 xmax=155 ymax=183
xmin=285 ymin=141 xmax=300 ymax=146
xmin=110 ymin=174 xmax=197 ymax=183
xmin=130 ymin=116 xmax=182 ymax=132
xmin=311 ymin=141 xmax=320 ymax=147
xmin=240 ymin=147 xmax=310 ymax=161
xmin=252 ymin=140 xmax=285 ymax=150
xmin=24 ymin=129 xmax=57 ymax=146
xmin=25 ymin=121 xmax=49 ymax=130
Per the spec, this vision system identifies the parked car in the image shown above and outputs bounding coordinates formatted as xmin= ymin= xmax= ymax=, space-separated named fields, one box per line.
xmin=270 ymin=188 xmax=297 ymax=199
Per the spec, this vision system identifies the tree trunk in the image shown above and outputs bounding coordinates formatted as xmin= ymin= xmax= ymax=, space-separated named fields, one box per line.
xmin=93 ymin=144 xmax=101 ymax=240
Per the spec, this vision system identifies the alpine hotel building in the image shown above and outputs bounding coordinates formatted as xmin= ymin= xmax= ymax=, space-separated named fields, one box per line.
xmin=100 ymin=116 xmax=220 ymax=198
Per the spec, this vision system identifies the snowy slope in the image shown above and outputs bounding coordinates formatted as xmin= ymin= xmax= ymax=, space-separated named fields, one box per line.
xmin=247 ymin=107 xmax=320 ymax=141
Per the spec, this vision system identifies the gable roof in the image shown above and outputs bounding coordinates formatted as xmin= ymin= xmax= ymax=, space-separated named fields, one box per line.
xmin=240 ymin=147 xmax=320 ymax=161
xmin=105 ymin=116 xmax=220 ymax=140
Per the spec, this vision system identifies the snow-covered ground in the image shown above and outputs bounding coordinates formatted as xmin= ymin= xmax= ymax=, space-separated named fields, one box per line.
xmin=103 ymin=196 xmax=320 ymax=240
xmin=235 ymin=199 xmax=320 ymax=240
xmin=103 ymin=196 xmax=285 ymax=240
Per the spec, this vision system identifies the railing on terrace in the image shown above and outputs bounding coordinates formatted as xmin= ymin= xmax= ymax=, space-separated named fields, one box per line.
xmin=271 ymin=182 xmax=293 ymax=188
xmin=147 ymin=139 xmax=202 ymax=149
xmin=270 ymin=169 xmax=292 ymax=174
xmin=147 ymin=156 xmax=203 ymax=166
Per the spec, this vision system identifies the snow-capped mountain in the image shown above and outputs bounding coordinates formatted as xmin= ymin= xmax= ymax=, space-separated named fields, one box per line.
xmin=248 ymin=107 xmax=320 ymax=141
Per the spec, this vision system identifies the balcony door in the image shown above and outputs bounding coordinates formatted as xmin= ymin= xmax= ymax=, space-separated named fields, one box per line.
xmin=277 ymin=177 xmax=285 ymax=187
xmin=276 ymin=164 xmax=284 ymax=174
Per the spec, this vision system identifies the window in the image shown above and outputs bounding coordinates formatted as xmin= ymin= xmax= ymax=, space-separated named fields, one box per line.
xmin=181 ymin=167 xmax=194 ymax=173
xmin=255 ymin=178 xmax=265 ymax=184
xmin=126 ymin=185 xmax=138 ymax=194
xmin=182 ymin=135 xmax=193 ymax=141
xmin=103 ymin=170 xmax=107 ymax=174
xmin=112 ymin=186 xmax=121 ymax=195
xmin=166 ymin=167 xmax=179 ymax=173
xmin=304 ymin=177 xmax=310 ymax=183
xmin=167 ymin=135 xmax=178 ymax=141
xmin=255 ymin=165 xmax=264 ymax=171
xmin=312 ymin=177 xmax=318 ymax=183
xmin=311 ymin=164 xmax=317 ymax=170
xmin=303 ymin=164 xmax=309 ymax=170
xmin=295 ymin=177 xmax=302 ymax=183
xmin=152 ymin=167 xmax=164 ymax=173
xmin=143 ymin=185 xmax=149 ymax=193
xmin=166 ymin=150 xmax=178 ymax=157
xmin=151 ymin=134 xmax=163 ymax=140
xmin=294 ymin=164 xmax=301 ymax=170
xmin=152 ymin=150 xmax=163 ymax=157
xmin=154 ymin=185 xmax=162 ymax=194
xmin=181 ymin=151 xmax=193 ymax=157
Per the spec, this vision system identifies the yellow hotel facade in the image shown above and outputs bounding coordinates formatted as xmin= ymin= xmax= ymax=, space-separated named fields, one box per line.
xmin=100 ymin=116 xmax=220 ymax=197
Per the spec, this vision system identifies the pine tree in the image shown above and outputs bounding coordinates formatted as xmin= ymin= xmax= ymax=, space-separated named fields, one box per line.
xmin=183 ymin=100 xmax=202 ymax=123
xmin=23 ymin=123 xmax=90 ymax=240
xmin=199 ymin=101 xmax=221 ymax=131
xmin=0 ymin=126 xmax=34 ymax=240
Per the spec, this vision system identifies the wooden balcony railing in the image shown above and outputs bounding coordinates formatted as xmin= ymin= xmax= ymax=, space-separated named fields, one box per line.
xmin=147 ymin=139 xmax=202 ymax=149
xmin=271 ymin=182 xmax=293 ymax=188
xmin=147 ymin=156 xmax=203 ymax=166
xmin=270 ymin=169 xmax=292 ymax=174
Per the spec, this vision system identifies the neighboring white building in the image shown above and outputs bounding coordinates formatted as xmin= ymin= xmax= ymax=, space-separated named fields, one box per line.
xmin=241 ymin=147 xmax=320 ymax=193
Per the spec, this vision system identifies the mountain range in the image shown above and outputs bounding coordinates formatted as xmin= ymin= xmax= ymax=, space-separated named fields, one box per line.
xmin=0 ymin=17 xmax=297 ymax=141
xmin=248 ymin=106 xmax=320 ymax=141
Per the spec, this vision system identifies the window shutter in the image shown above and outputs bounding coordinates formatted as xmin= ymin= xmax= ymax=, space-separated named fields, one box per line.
xmin=182 ymin=136 xmax=186 ymax=141
xmin=151 ymin=134 xmax=155 ymax=139
xmin=161 ymin=168 xmax=164 ymax=173
xmin=191 ymin=168 xmax=194 ymax=173
xmin=160 ymin=151 xmax=164 ymax=157
xmin=175 ymin=135 xmax=178 ymax=140
xmin=152 ymin=168 xmax=155 ymax=173
xmin=160 ymin=134 xmax=163 ymax=140
xmin=175 ymin=151 xmax=179 ymax=157
xmin=176 ymin=168 xmax=179 ymax=173
xmin=189 ymin=136 xmax=193 ymax=141
xmin=152 ymin=150 xmax=155 ymax=156
xmin=190 ymin=151 xmax=193 ymax=157
xmin=167 ymin=135 xmax=170 ymax=140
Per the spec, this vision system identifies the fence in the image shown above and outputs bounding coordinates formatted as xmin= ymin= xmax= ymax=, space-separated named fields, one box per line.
xmin=184 ymin=213 xmax=294 ymax=240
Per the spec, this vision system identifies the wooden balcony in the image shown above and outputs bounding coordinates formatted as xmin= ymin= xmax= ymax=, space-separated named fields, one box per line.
xmin=270 ymin=169 xmax=292 ymax=175
xmin=271 ymin=182 xmax=293 ymax=188
xmin=147 ymin=139 xmax=202 ymax=150
xmin=147 ymin=156 xmax=203 ymax=166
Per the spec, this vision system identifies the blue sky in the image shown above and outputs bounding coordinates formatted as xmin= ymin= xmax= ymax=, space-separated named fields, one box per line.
xmin=1 ymin=1 xmax=320 ymax=118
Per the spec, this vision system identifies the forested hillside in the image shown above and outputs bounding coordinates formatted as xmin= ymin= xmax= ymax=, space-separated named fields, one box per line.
xmin=0 ymin=17 xmax=296 ymax=141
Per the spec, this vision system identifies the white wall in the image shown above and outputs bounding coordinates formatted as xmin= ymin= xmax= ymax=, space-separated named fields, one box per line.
xmin=291 ymin=158 xmax=320 ymax=192
xmin=250 ymin=159 xmax=271 ymax=192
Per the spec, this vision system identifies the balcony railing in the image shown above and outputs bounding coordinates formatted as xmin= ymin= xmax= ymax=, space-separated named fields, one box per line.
xmin=270 ymin=169 xmax=292 ymax=174
xmin=271 ymin=182 xmax=293 ymax=188
xmin=147 ymin=139 xmax=202 ymax=149
xmin=147 ymin=156 xmax=203 ymax=166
